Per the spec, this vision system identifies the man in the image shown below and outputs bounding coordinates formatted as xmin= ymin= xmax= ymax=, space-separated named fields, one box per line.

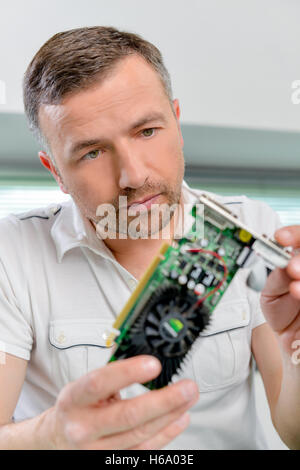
xmin=0 ymin=26 xmax=299 ymax=450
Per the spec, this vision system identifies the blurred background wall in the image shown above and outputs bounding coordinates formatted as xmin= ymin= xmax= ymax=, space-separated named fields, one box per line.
xmin=0 ymin=0 xmax=299 ymax=449
xmin=0 ymin=0 xmax=300 ymax=224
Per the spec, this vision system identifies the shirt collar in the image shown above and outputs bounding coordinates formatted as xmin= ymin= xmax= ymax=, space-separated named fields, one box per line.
xmin=51 ymin=179 xmax=200 ymax=263
xmin=50 ymin=198 xmax=115 ymax=263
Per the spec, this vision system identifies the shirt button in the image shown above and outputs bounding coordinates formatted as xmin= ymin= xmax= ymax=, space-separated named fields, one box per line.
xmin=50 ymin=205 xmax=60 ymax=215
xmin=57 ymin=333 xmax=66 ymax=344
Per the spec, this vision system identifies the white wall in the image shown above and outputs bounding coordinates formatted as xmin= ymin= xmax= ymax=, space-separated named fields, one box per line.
xmin=0 ymin=0 xmax=299 ymax=132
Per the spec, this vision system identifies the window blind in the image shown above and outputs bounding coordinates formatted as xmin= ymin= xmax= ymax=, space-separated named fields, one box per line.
xmin=0 ymin=181 xmax=298 ymax=226
xmin=0 ymin=185 xmax=70 ymax=219
xmin=191 ymin=182 xmax=300 ymax=226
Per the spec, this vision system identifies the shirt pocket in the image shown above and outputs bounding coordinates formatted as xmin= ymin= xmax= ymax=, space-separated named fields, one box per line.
xmin=172 ymin=299 xmax=252 ymax=392
xmin=48 ymin=318 xmax=114 ymax=386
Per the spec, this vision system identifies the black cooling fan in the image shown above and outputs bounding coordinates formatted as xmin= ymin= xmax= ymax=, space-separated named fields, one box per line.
xmin=113 ymin=286 xmax=210 ymax=389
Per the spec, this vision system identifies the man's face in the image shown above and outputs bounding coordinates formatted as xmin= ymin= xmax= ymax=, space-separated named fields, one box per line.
xmin=38 ymin=54 xmax=185 ymax=237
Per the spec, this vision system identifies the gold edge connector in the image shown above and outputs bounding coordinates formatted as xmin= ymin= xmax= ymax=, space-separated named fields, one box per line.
xmin=113 ymin=242 xmax=170 ymax=330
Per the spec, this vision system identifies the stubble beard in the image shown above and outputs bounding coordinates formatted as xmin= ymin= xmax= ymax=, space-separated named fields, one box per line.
xmin=59 ymin=156 xmax=185 ymax=240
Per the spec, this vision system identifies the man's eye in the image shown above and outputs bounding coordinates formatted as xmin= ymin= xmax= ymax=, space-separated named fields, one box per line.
xmin=141 ymin=128 xmax=156 ymax=138
xmin=82 ymin=149 xmax=102 ymax=160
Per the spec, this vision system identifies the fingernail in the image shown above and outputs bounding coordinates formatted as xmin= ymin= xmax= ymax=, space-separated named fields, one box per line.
xmin=180 ymin=382 xmax=198 ymax=401
xmin=174 ymin=412 xmax=190 ymax=428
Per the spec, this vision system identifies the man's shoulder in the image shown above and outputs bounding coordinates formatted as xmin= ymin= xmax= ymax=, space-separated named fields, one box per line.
xmin=0 ymin=199 xmax=71 ymax=244
xmin=191 ymin=185 xmax=260 ymax=206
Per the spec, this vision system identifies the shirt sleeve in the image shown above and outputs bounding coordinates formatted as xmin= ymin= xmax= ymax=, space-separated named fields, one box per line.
xmin=248 ymin=287 xmax=267 ymax=330
xmin=0 ymin=257 xmax=33 ymax=360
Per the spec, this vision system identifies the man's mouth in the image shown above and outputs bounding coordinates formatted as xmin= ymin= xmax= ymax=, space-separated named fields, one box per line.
xmin=127 ymin=193 xmax=162 ymax=210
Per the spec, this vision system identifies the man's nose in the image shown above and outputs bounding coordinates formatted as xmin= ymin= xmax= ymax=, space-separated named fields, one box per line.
xmin=116 ymin=141 xmax=148 ymax=189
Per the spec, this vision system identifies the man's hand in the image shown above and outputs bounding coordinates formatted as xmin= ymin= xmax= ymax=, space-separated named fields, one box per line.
xmin=258 ymin=225 xmax=300 ymax=449
xmin=260 ymin=225 xmax=300 ymax=356
xmin=44 ymin=355 xmax=198 ymax=450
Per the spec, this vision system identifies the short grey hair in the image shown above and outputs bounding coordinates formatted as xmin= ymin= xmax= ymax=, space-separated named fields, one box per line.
xmin=23 ymin=26 xmax=174 ymax=164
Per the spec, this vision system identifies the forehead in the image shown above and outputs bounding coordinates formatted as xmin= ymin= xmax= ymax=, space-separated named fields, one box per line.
xmin=39 ymin=55 xmax=170 ymax=141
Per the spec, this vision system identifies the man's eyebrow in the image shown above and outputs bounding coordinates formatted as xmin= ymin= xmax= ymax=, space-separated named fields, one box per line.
xmin=130 ymin=112 xmax=167 ymax=130
xmin=69 ymin=112 xmax=167 ymax=156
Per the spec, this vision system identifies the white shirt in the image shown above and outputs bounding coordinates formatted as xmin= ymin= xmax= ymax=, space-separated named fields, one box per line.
xmin=0 ymin=180 xmax=281 ymax=449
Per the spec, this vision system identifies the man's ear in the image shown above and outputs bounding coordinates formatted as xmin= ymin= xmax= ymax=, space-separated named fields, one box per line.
xmin=38 ymin=151 xmax=69 ymax=194
xmin=172 ymin=98 xmax=184 ymax=148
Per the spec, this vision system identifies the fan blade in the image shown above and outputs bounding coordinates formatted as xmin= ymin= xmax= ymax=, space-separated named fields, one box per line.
xmin=162 ymin=342 xmax=174 ymax=355
xmin=186 ymin=320 xmax=201 ymax=331
xmin=155 ymin=303 xmax=167 ymax=317
xmin=170 ymin=342 xmax=182 ymax=355
xmin=145 ymin=326 xmax=160 ymax=337
xmin=185 ymin=330 xmax=196 ymax=345
xmin=151 ymin=337 xmax=165 ymax=349
xmin=176 ymin=339 xmax=187 ymax=353
xmin=168 ymin=298 xmax=177 ymax=307
xmin=179 ymin=301 xmax=190 ymax=312
xmin=147 ymin=312 xmax=161 ymax=327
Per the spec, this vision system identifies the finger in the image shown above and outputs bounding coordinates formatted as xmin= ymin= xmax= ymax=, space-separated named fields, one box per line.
xmin=275 ymin=226 xmax=300 ymax=248
xmin=94 ymin=379 xmax=198 ymax=438
xmin=261 ymin=269 xmax=300 ymax=331
xmin=261 ymin=267 xmax=291 ymax=297
xmin=64 ymin=379 xmax=198 ymax=445
xmin=286 ymin=254 xmax=300 ymax=281
xmin=262 ymin=260 xmax=300 ymax=297
xmin=58 ymin=355 xmax=161 ymax=409
xmin=83 ymin=400 xmax=196 ymax=450
xmin=290 ymin=280 xmax=300 ymax=299
xmin=129 ymin=412 xmax=191 ymax=450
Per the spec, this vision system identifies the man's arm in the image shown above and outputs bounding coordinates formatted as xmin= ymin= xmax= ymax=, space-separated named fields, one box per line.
xmin=0 ymin=353 xmax=51 ymax=449
xmin=0 ymin=353 xmax=28 ymax=426
xmin=251 ymin=323 xmax=283 ymax=427
xmin=252 ymin=322 xmax=300 ymax=449
xmin=253 ymin=225 xmax=300 ymax=450
xmin=0 ymin=354 xmax=199 ymax=450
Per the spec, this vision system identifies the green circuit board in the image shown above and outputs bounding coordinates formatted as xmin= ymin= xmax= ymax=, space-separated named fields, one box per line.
xmin=107 ymin=195 xmax=289 ymax=389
